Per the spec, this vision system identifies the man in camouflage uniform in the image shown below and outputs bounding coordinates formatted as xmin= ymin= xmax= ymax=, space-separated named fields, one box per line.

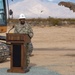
xmin=14 ymin=14 xmax=34 ymax=68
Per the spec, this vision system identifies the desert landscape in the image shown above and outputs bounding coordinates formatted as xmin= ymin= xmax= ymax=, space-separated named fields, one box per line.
xmin=0 ymin=0 xmax=75 ymax=75
xmin=0 ymin=26 xmax=75 ymax=75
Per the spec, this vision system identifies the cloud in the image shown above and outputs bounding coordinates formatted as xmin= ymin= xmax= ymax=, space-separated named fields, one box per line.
xmin=10 ymin=0 xmax=75 ymax=18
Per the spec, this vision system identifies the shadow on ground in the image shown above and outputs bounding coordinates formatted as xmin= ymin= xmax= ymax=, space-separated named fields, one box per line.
xmin=64 ymin=54 xmax=75 ymax=57
xmin=34 ymin=48 xmax=75 ymax=51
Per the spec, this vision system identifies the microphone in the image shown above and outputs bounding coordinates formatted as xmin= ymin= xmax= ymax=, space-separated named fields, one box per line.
xmin=8 ymin=26 xmax=14 ymax=33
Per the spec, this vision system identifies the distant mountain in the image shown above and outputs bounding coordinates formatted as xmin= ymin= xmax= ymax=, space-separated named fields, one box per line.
xmin=58 ymin=1 xmax=75 ymax=12
xmin=10 ymin=0 xmax=75 ymax=18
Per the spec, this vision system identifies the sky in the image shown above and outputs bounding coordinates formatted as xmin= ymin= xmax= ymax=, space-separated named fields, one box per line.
xmin=9 ymin=0 xmax=75 ymax=18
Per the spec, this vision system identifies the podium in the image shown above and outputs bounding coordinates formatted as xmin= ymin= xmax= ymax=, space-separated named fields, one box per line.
xmin=6 ymin=33 xmax=31 ymax=73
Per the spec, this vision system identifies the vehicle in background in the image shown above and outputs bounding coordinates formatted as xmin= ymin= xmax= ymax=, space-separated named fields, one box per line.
xmin=0 ymin=0 xmax=13 ymax=62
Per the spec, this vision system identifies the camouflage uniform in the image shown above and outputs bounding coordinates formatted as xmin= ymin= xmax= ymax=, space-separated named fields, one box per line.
xmin=14 ymin=22 xmax=33 ymax=67
xmin=0 ymin=42 xmax=9 ymax=63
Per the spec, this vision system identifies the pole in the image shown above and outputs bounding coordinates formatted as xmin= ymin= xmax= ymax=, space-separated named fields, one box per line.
xmin=7 ymin=0 xmax=10 ymax=19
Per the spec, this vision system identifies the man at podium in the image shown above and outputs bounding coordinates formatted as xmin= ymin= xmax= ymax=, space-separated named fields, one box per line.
xmin=14 ymin=14 xmax=34 ymax=68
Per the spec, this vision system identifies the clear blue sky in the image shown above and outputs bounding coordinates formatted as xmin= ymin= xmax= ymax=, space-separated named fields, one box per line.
xmin=48 ymin=0 xmax=75 ymax=3
xmin=9 ymin=0 xmax=75 ymax=4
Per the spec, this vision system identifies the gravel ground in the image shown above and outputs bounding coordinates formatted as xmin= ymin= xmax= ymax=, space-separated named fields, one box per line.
xmin=0 ymin=26 xmax=75 ymax=75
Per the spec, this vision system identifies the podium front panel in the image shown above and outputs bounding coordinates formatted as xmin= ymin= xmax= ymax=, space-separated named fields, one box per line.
xmin=13 ymin=44 xmax=21 ymax=67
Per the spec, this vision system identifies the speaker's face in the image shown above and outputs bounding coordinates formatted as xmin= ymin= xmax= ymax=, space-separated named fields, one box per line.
xmin=19 ymin=19 xmax=25 ymax=25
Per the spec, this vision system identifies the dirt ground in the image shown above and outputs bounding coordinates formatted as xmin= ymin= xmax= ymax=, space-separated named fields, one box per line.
xmin=0 ymin=26 xmax=75 ymax=75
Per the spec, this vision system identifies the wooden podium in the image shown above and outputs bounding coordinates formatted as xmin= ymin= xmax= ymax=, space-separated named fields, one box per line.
xmin=6 ymin=33 xmax=31 ymax=73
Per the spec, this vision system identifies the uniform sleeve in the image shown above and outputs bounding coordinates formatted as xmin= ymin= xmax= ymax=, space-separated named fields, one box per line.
xmin=14 ymin=25 xmax=18 ymax=33
xmin=28 ymin=25 xmax=34 ymax=38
